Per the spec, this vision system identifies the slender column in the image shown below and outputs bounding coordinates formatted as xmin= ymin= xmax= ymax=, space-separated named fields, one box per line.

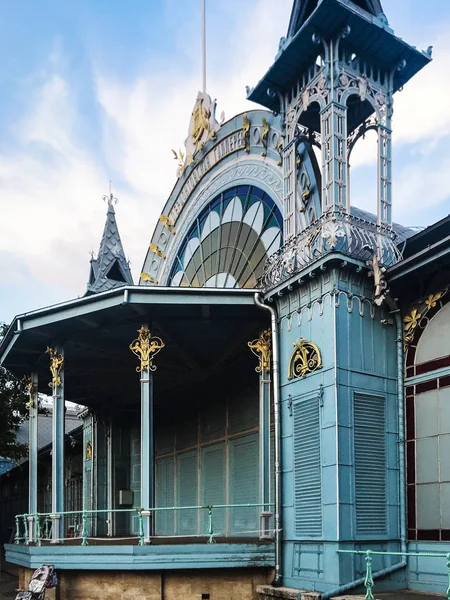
xmin=377 ymin=124 xmax=392 ymax=226
xmin=46 ymin=345 xmax=65 ymax=542
xmin=106 ymin=420 xmax=114 ymax=536
xmin=26 ymin=373 xmax=39 ymax=542
xmin=321 ymin=102 xmax=347 ymax=212
xmin=248 ymin=329 xmax=272 ymax=530
xmin=129 ymin=326 xmax=164 ymax=541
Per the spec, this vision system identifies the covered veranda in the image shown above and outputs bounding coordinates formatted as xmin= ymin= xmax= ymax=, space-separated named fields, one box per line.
xmin=0 ymin=286 xmax=275 ymax=570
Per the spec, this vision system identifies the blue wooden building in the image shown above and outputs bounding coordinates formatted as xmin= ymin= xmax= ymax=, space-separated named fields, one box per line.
xmin=1 ymin=0 xmax=450 ymax=598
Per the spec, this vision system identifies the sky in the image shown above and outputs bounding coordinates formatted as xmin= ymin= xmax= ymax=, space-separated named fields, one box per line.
xmin=0 ymin=0 xmax=449 ymax=325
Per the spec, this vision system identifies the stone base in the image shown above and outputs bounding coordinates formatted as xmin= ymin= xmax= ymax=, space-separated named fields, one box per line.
xmin=256 ymin=584 xmax=321 ymax=600
xmin=19 ymin=567 xmax=273 ymax=600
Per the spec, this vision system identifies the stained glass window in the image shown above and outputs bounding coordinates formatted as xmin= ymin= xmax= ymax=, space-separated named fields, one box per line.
xmin=167 ymin=185 xmax=282 ymax=288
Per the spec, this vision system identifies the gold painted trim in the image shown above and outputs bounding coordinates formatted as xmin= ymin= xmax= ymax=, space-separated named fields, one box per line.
xmin=23 ymin=376 xmax=35 ymax=409
xmin=243 ymin=113 xmax=250 ymax=153
xmin=248 ymin=329 xmax=272 ymax=373
xmin=149 ymin=243 xmax=166 ymax=259
xmin=140 ymin=272 xmax=159 ymax=285
xmin=129 ymin=326 xmax=165 ymax=372
xmin=45 ymin=347 xmax=64 ymax=389
xmin=288 ymin=338 xmax=322 ymax=380
xmin=85 ymin=440 xmax=92 ymax=461
xmin=159 ymin=214 xmax=176 ymax=234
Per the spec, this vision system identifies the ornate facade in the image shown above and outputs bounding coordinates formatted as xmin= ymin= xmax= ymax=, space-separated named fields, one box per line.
xmin=1 ymin=0 xmax=449 ymax=598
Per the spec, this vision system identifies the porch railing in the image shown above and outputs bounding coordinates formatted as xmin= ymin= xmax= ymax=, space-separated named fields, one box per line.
xmin=14 ymin=504 xmax=274 ymax=547
xmin=337 ymin=549 xmax=450 ymax=600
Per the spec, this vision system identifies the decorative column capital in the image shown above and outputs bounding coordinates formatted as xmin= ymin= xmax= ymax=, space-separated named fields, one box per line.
xmin=248 ymin=329 xmax=272 ymax=373
xmin=45 ymin=347 xmax=64 ymax=389
xmin=129 ymin=326 xmax=165 ymax=372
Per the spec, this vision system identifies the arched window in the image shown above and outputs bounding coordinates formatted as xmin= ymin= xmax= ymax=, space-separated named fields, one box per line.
xmin=167 ymin=185 xmax=282 ymax=288
xmin=405 ymin=296 xmax=450 ymax=541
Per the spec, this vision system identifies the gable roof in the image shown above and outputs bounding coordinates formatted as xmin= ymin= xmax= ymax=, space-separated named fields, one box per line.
xmin=287 ymin=0 xmax=385 ymax=38
xmin=86 ymin=199 xmax=134 ymax=295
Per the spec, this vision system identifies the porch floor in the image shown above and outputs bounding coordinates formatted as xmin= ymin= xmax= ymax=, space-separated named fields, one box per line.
xmin=337 ymin=593 xmax=446 ymax=599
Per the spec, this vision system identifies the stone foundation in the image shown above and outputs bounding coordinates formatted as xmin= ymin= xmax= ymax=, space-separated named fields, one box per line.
xmin=19 ymin=567 xmax=272 ymax=600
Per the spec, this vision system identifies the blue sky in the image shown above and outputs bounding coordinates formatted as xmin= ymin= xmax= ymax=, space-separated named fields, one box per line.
xmin=0 ymin=0 xmax=449 ymax=324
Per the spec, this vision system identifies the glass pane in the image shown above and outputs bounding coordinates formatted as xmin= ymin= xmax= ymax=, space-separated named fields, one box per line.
xmin=439 ymin=434 xmax=450 ymax=482
xmin=416 ymin=391 xmax=438 ymax=438
xmin=441 ymin=482 xmax=450 ymax=528
xmin=439 ymin=387 xmax=450 ymax=435
xmin=416 ymin=437 xmax=438 ymax=484
xmin=416 ymin=483 xmax=440 ymax=529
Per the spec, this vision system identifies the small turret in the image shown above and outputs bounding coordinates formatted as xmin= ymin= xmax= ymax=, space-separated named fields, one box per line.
xmin=86 ymin=192 xmax=134 ymax=295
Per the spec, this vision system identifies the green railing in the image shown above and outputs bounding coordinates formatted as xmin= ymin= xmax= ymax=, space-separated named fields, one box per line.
xmin=338 ymin=549 xmax=450 ymax=600
xmin=14 ymin=503 xmax=274 ymax=547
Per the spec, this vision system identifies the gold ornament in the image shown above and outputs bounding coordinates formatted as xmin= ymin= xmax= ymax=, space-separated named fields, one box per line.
xmin=129 ymin=327 xmax=165 ymax=372
xmin=248 ymin=329 xmax=272 ymax=373
xmin=288 ymin=339 xmax=322 ymax=380
xmin=85 ymin=440 xmax=92 ymax=461
xmin=45 ymin=347 xmax=64 ymax=389
xmin=243 ymin=113 xmax=251 ymax=153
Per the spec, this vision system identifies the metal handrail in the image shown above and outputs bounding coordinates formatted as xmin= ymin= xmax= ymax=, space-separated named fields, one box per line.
xmin=14 ymin=503 xmax=274 ymax=547
xmin=337 ymin=549 xmax=450 ymax=600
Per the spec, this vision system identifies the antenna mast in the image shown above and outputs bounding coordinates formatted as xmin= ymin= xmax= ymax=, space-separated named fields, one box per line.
xmin=202 ymin=0 xmax=206 ymax=93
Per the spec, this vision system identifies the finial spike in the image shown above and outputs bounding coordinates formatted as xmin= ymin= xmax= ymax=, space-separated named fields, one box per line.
xmin=202 ymin=0 xmax=206 ymax=94
xmin=102 ymin=181 xmax=118 ymax=208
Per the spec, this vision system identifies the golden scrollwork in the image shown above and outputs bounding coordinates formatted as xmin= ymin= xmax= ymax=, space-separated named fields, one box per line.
xmin=276 ymin=136 xmax=284 ymax=166
xmin=248 ymin=329 xmax=272 ymax=373
xmin=243 ymin=113 xmax=251 ymax=153
xmin=261 ymin=116 xmax=270 ymax=157
xmin=85 ymin=440 xmax=92 ymax=461
xmin=129 ymin=326 xmax=165 ymax=372
xmin=159 ymin=214 xmax=176 ymax=234
xmin=149 ymin=243 xmax=166 ymax=259
xmin=140 ymin=272 xmax=159 ymax=285
xmin=288 ymin=339 xmax=322 ymax=380
xmin=45 ymin=347 xmax=64 ymax=389
xmin=23 ymin=376 xmax=35 ymax=409
xmin=403 ymin=287 xmax=449 ymax=351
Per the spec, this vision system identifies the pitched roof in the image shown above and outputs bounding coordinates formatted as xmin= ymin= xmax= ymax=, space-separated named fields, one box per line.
xmin=86 ymin=198 xmax=134 ymax=295
xmin=287 ymin=0 xmax=385 ymax=38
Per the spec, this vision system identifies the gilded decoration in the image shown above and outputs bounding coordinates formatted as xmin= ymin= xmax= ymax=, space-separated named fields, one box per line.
xmin=288 ymin=339 xmax=322 ymax=380
xmin=23 ymin=376 xmax=35 ymax=409
xmin=243 ymin=113 xmax=251 ymax=153
xmin=129 ymin=326 xmax=165 ymax=372
xmin=261 ymin=116 xmax=270 ymax=157
xmin=85 ymin=441 xmax=92 ymax=461
xmin=248 ymin=329 xmax=272 ymax=373
xmin=140 ymin=272 xmax=159 ymax=285
xmin=149 ymin=243 xmax=166 ymax=260
xmin=45 ymin=347 xmax=64 ymax=389
xmin=277 ymin=136 xmax=284 ymax=166
xmin=159 ymin=214 xmax=175 ymax=235
xmin=403 ymin=287 xmax=449 ymax=350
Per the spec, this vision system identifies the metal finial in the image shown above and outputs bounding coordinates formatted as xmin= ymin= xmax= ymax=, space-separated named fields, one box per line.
xmin=102 ymin=181 xmax=118 ymax=208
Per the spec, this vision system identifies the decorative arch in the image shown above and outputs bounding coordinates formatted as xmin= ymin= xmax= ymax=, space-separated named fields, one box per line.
xmin=166 ymin=184 xmax=283 ymax=288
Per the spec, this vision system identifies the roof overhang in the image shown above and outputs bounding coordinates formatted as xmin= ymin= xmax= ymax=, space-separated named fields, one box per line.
xmin=0 ymin=286 xmax=268 ymax=410
xmin=248 ymin=0 xmax=431 ymax=112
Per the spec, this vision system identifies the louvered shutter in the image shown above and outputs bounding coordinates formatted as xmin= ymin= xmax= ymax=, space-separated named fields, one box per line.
xmin=229 ymin=433 xmax=259 ymax=536
xmin=354 ymin=393 xmax=387 ymax=535
xmin=155 ymin=457 xmax=175 ymax=535
xmin=200 ymin=443 xmax=226 ymax=535
xmin=293 ymin=396 xmax=322 ymax=537
xmin=177 ymin=450 xmax=198 ymax=535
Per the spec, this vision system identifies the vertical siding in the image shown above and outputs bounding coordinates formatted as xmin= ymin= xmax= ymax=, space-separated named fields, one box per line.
xmin=176 ymin=450 xmax=199 ymax=535
xmin=229 ymin=433 xmax=259 ymax=536
xmin=293 ymin=396 xmax=322 ymax=537
xmin=155 ymin=457 xmax=175 ymax=535
xmin=354 ymin=393 xmax=387 ymax=535
xmin=200 ymin=443 xmax=226 ymax=535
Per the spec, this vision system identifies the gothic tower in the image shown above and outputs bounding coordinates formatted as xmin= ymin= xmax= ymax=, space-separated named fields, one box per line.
xmin=248 ymin=0 xmax=431 ymax=594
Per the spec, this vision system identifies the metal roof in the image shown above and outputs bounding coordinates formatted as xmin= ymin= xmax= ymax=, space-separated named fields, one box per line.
xmin=86 ymin=201 xmax=134 ymax=295
xmin=248 ymin=0 xmax=431 ymax=113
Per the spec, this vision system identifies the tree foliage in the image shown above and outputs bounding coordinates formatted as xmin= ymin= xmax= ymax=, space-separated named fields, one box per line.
xmin=0 ymin=322 xmax=29 ymax=460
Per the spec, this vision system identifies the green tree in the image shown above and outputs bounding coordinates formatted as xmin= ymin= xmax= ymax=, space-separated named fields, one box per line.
xmin=0 ymin=322 xmax=28 ymax=460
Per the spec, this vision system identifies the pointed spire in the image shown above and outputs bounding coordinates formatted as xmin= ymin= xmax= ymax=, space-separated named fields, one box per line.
xmin=287 ymin=0 xmax=385 ymax=38
xmin=85 ymin=188 xmax=134 ymax=296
